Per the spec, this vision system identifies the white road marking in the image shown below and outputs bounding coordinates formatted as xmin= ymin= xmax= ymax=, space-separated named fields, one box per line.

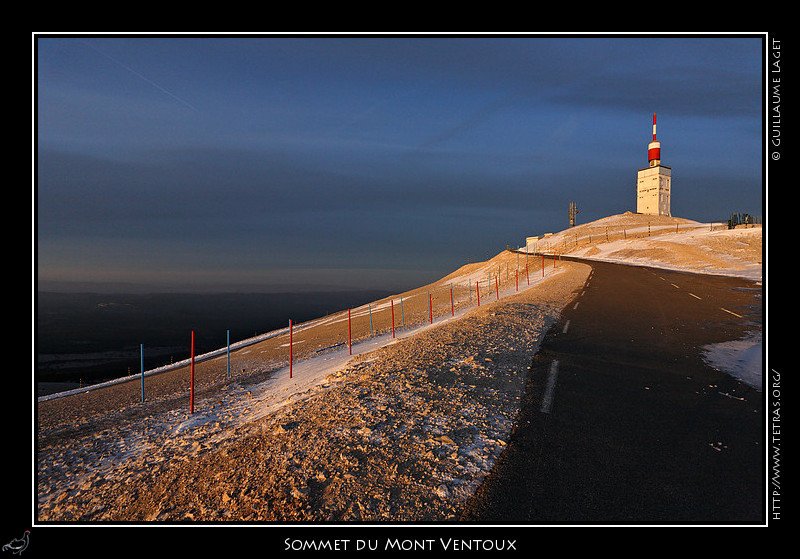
xmin=721 ymin=307 xmax=742 ymax=318
xmin=562 ymin=320 xmax=570 ymax=334
xmin=688 ymin=292 xmax=702 ymax=300
xmin=541 ymin=360 xmax=559 ymax=414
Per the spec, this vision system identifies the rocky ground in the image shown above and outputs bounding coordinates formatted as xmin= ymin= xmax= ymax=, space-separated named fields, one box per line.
xmin=36 ymin=262 xmax=590 ymax=522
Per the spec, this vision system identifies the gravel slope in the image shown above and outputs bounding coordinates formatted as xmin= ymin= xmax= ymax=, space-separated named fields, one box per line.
xmin=37 ymin=262 xmax=590 ymax=522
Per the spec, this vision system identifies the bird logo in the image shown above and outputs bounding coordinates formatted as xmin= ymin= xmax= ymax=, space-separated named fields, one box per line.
xmin=2 ymin=531 xmax=29 ymax=555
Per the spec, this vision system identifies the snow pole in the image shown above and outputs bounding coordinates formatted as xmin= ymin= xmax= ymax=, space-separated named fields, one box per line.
xmin=542 ymin=256 xmax=545 ymax=278
xmin=476 ymin=280 xmax=480 ymax=307
xmin=400 ymin=297 xmax=405 ymax=326
xmin=190 ymin=331 xmax=195 ymax=414
xmin=450 ymin=283 xmax=454 ymax=316
xmin=495 ymin=274 xmax=499 ymax=301
xmin=348 ymin=309 xmax=352 ymax=355
xmin=226 ymin=329 xmax=230 ymax=378
xmin=369 ymin=304 xmax=373 ymax=335
xmin=289 ymin=319 xmax=293 ymax=379
xmin=391 ymin=299 xmax=395 ymax=338
xmin=428 ymin=291 xmax=433 ymax=324
xmin=140 ymin=343 xmax=144 ymax=403
xmin=526 ymin=264 xmax=529 ymax=285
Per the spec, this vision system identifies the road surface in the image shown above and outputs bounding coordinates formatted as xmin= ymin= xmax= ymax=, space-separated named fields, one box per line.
xmin=461 ymin=258 xmax=763 ymax=524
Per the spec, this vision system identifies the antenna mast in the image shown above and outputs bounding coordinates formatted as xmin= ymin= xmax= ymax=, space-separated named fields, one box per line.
xmin=569 ymin=201 xmax=579 ymax=227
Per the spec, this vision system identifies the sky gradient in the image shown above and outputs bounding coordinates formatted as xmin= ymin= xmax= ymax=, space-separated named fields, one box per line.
xmin=35 ymin=34 xmax=764 ymax=293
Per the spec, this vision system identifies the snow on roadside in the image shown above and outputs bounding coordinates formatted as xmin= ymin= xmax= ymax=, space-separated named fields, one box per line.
xmin=702 ymin=331 xmax=763 ymax=391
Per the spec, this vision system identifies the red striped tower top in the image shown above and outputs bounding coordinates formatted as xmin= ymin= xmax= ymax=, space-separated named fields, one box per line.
xmin=648 ymin=113 xmax=661 ymax=165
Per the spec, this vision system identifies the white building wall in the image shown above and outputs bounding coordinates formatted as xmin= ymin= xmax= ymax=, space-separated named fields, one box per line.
xmin=636 ymin=165 xmax=671 ymax=216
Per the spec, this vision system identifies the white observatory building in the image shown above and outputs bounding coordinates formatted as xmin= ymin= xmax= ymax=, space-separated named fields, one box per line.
xmin=636 ymin=113 xmax=671 ymax=216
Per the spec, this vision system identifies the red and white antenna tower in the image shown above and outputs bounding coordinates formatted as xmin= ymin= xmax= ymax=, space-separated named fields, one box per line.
xmin=648 ymin=112 xmax=661 ymax=165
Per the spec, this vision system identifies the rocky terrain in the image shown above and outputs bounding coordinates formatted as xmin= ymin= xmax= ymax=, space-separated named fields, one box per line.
xmin=37 ymin=263 xmax=588 ymax=522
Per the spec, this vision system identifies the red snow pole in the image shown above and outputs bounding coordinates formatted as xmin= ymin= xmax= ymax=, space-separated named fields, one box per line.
xmin=429 ymin=292 xmax=433 ymax=324
xmin=476 ymin=280 xmax=480 ymax=307
xmin=348 ymin=309 xmax=352 ymax=355
xmin=189 ymin=330 xmax=195 ymax=414
xmin=391 ymin=299 xmax=395 ymax=338
xmin=289 ymin=319 xmax=293 ymax=379
xmin=516 ymin=269 xmax=519 ymax=291
xmin=450 ymin=284 xmax=454 ymax=316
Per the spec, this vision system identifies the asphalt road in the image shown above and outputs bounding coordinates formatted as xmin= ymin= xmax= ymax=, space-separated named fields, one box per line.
xmin=461 ymin=258 xmax=764 ymax=524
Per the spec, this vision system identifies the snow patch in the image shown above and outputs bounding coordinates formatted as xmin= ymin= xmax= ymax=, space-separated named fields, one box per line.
xmin=702 ymin=331 xmax=763 ymax=391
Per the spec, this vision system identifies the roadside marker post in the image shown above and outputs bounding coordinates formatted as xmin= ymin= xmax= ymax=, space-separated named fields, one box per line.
xmin=348 ymin=309 xmax=352 ymax=355
xmin=495 ymin=274 xmax=499 ymax=301
xmin=140 ymin=344 xmax=144 ymax=403
xmin=476 ymin=281 xmax=480 ymax=307
xmin=428 ymin=291 xmax=433 ymax=324
xmin=289 ymin=319 xmax=293 ymax=379
xmin=391 ymin=299 xmax=395 ymax=338
xmin=450 ymin=283 xmax=454 ymax=316
xmin=400 ymin=297 xmax=405 ymax=326
xmin=369 ymin=304 xmax=373 ymax=335
xmin=226 ymin=330 xmax=230 ymax=378
xmin=190 ymin=331 xmax=195 ymax=414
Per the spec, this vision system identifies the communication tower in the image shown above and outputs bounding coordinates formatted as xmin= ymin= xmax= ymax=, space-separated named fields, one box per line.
xmin=636 ymin=113 xmax=671 ymax=216
xmin=569 ymin=201 xmax=578 ymax=227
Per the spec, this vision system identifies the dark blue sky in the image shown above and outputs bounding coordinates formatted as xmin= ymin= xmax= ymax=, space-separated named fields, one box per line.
xmin=35 ymin=34 xmax=764 ymax=293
